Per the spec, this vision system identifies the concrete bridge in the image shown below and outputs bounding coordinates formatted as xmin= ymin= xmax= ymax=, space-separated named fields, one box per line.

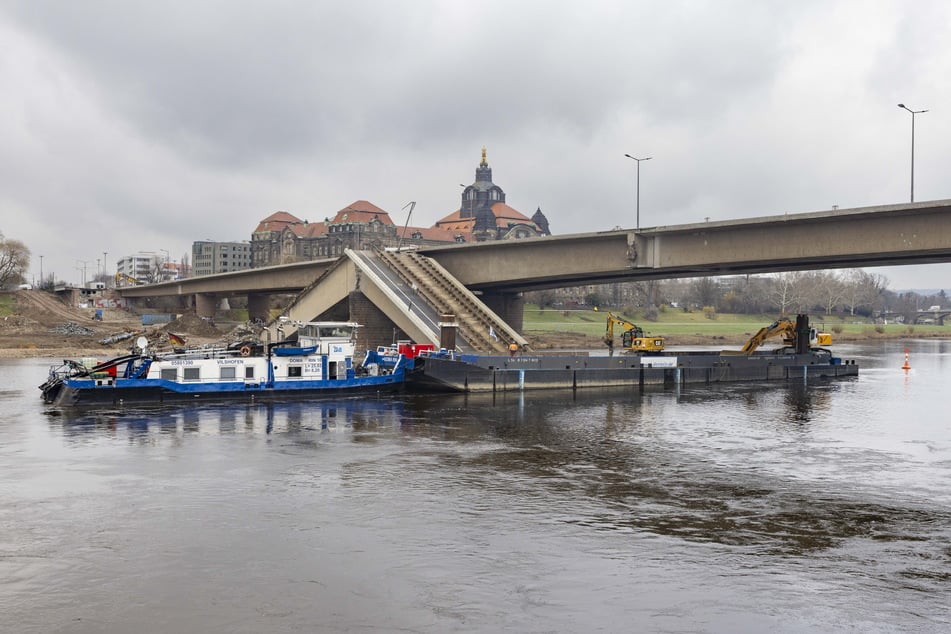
xmin=118 ymin=199 xmax=951 ymax=351
xmin=879 ymin=308 xmax=951 ymax=326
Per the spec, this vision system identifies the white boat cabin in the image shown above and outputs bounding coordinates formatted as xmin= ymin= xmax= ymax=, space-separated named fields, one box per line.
xmin=142 ymin=321 xmax=360 ymax=385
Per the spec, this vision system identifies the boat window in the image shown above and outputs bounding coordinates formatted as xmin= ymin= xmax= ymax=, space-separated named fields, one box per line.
xmin=245 ymin=366 xmax=255 ymax=379
xmin=288 ymin=366 xmax=302 ymax=378
xmin=320 ymin=326 xmax=352 ymax=338
xmin=220 ymin=367 xmax=236 ymax=380
xmin=161 ymin=368 xmax=177 ymax=381
xmin=183 ymin=367 xmax=200 ymax=381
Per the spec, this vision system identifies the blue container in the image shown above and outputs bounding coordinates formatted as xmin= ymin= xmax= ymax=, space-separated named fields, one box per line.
xmin=141 ymin=314 xmax=175 ymax=326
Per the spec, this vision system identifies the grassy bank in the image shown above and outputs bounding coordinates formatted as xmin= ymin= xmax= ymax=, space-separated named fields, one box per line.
xmin=522 ymin=305 xmax=951 ymax=341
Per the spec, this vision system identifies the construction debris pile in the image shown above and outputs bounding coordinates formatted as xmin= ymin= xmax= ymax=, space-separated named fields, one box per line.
xmin=162 ymin=313 xmax=221 ymax=337
xmin=49 ymin=322 xmax=95 ymax=336
xmin=99 ymin=331 xmax=137 ymax=346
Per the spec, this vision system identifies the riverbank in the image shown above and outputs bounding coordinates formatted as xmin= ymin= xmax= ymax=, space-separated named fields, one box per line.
xmin=525 ymin=327 xmax=951 ymax=352
xmin=5 ymin=328 xmax=946 ymax=360
xmin=3 ymin=291 xmax=948 ymax=359
xmin=0 ymin=291 xmax=225 ymax=359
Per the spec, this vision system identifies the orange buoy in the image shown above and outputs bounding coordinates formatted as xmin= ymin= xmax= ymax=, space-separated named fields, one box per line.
xmin=901 ymin=347 xmax=911 ymax=371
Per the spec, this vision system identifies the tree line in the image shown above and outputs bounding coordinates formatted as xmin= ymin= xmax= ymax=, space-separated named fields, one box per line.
xmin=526 ymin=270 xmax=949 ymax=323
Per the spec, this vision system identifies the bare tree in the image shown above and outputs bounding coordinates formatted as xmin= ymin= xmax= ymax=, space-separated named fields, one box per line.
xmin=690 ymin=277 xmax=721 ymax=309
xmin=768 ymin=272 xmax=808 ymax=314
xmin=144 ymin=254 xmax=165 ymax=284
xmin=842 ymin=269 xmax=889 ymax=316
xmin=812 ymin=271 xmax=847 ymax=315
xmin=0 ymin=232 xmax=31 ymax=288
xmin=630 ymin=280 xmax=663 ymax=308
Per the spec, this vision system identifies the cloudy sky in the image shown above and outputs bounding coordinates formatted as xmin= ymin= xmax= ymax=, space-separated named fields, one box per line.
xmin=2 ymin=0 xmax=950 ymax=290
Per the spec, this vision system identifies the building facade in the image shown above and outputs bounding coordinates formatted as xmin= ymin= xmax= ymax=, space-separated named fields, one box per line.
xmin=115 ymin=252 xmax=159 ymax=285
xmin=434 ymin=148 xmax=551 ymax=241
xmin=250 ymin=150 xmax=552 ymax=267
xmin=192 ymin=240 xmax=253 ymax=277
xmin=250 ymin=201 xmax=464 ymax=268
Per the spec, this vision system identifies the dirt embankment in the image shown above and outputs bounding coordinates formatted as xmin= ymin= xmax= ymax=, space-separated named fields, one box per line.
xmin=0 ymin=291 xmax=232 ymax=359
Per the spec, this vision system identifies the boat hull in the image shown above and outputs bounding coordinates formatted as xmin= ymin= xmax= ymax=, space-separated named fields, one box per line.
xmin=49 ymin=374 xmax=405 ymax=408
xmin=406 ymin=350 xmax=858 ymax=393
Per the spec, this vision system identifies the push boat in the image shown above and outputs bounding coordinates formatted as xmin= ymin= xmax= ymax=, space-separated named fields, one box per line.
xmin=40 ymin=322 xmax=408 ymax=408
xmin=404 ymin=314 xmax=859 ymax=393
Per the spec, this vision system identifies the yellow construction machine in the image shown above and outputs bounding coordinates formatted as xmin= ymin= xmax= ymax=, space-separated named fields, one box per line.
xmin=735 ymin=314 xmax=832 ymax=354
xmin=603 ymin=312 xmax=665 ymax=353
xmin=114 ymin=272 xmax=140 ymax=287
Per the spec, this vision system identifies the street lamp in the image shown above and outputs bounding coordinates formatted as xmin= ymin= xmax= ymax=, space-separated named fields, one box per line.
xmin=39 ymin=255 xmax=43 ymax=288
xmin=76 ymin=260 xmax=91 ymax=287
xmin=160 ymin=249 xmax=170 ymax=281
xmin=898 ymin=103 xmax=928 ymax=202
xmin=624 ymin=154 xmax=652 ymax=230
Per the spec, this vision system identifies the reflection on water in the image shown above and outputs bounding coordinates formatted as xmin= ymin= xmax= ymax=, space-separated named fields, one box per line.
xmin=46 ymin=397 xmax=411 ymax=441
xmin=36 ymin=382 xmax=951 ymax=559
xmin=397 ymin=388 xmax=951 ymax=564
xmin=2 ymin=347 xmax=951 ymax=632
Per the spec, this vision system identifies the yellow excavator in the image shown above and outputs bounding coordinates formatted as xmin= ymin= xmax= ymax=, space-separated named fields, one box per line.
xmin=114 ymin=272 xmax=140 ymax=287
xmin=603 ymin=312 xmax=665 ymax=353
xmin=734 ymin=314 xmax=832 ymax=355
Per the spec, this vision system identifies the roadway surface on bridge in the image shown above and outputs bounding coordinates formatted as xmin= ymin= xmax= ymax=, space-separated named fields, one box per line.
xmin=117 ymin=199 xmax=951 ymax=299
xmin=418 ymin=199 xmax=951 ymax=292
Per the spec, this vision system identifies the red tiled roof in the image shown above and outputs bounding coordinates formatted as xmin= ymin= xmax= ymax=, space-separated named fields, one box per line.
xmin=397 ymin=225 xmax=470 ymax=242
xmin=434 ymin=209 xmax=465 ymax=225
xmin=434 ymin=217 xmax=476 ymax=233
xmin=254 ymin=211 xmax=304 ymax=233
xmin=489 ymin=202 xmax=533 ymax=223
xmin=289 ymin=222 xmax=329 ymax=238
xmin=330 ymin=200 xmax=394 ymax=225
xmin=434 ymin=203 xmax=539 ymax=232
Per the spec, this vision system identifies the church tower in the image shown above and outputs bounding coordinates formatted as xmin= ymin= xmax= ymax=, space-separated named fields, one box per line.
xmin=531 ymin=207 xmax=551 ymax=236
xmin=460 ymin=148 xmax=506 ymax=237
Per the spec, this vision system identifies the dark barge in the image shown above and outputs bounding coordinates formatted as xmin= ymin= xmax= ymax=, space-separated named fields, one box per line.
xmin=406 ymin=314 xmax=858 ymax=393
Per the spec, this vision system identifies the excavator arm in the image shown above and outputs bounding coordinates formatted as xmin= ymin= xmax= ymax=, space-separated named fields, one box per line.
xmin=115 ymin=272 xmax=140 ymax=287
xmin=739 ymin=318 xmax=795 ymax=354
xmin=737 ymin=314 xmax=831 ymax=354
xmin=603 ymin=312 xmax=664 ymax=353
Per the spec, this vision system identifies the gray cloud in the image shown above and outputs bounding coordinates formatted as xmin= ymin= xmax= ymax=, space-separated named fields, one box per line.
xmin=2 ymin=0 xmax=950 ymax=289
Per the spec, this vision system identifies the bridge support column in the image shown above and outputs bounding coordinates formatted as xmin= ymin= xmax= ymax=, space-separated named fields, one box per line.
xmin=348 ymin=291 xmax=407 ymax=357
xmin=247 ymin=293 xmax=270 ymax=323
xmin=481 ymin=292 xmax=525 ymax=333
xmin=195 ymin=293 xmax=217 ymax=319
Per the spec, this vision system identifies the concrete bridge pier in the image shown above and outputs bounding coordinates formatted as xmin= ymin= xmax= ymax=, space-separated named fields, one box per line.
xmin=247 ymin=293 xmax=270 ymax=323
xmin=480 ymin=291 xmax=525 ymax=333
xmin=348 ymin=291 xmax=408 ymax=357
xmin=195 ymin=293 xmax=217 ymax=319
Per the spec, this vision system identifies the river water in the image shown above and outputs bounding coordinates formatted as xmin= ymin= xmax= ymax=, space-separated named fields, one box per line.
xmin=1 ymin=341 xmax=949 ymax=633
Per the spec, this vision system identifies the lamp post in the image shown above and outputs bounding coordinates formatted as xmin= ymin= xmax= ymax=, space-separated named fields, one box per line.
xmin=898 ymin=103 xmax=928 ymax=202
xmin=160 ymin=249 xmax=170 ymax=281
xmin=624 ymin=154 xmax=652 ymax=230
xmin=39 ymin=255 xmax=43 ymax=289
xmin=76 ymin=260 xmax=91 ymax=287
